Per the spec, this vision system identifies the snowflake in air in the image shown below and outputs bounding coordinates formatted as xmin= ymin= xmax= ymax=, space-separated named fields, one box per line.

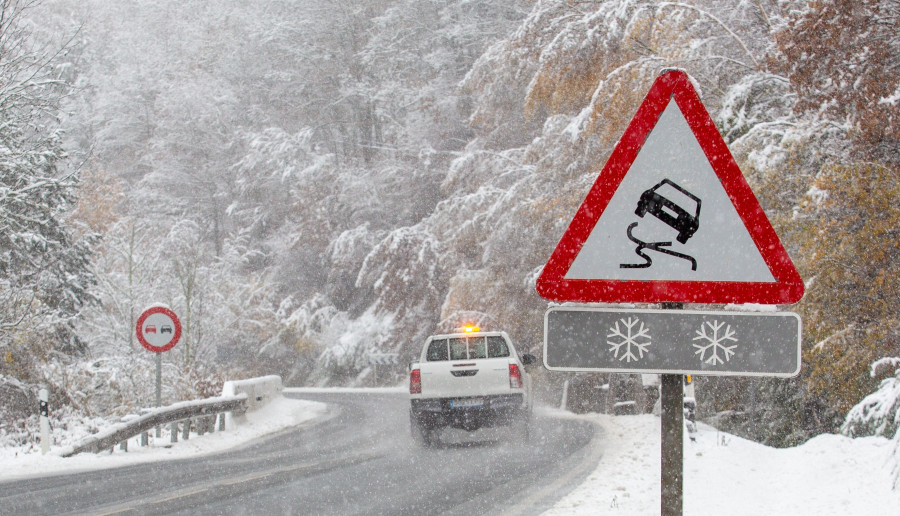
xmin=607 ymin=317 xmax=651 ymax=362
xmin=693 ymin=320 xmax=738 ymax=365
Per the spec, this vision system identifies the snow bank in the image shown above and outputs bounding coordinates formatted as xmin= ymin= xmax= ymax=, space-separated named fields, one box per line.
xmin=542 ymin=413 xmax=899 ymax=515
xmin=0 ymin=396 xmax=326 ymax=482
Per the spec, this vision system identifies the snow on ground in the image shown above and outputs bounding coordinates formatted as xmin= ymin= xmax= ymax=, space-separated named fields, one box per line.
xmin=542 ymin=410 xmax=900 ymax=515
xmin=2 ymin=389 xmax=898 ymax=515
xmin=0 ymin=395 xmax=326 ymax=482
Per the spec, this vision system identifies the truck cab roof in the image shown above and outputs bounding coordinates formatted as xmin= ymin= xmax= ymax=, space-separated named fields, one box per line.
xmin=422 ymin=332 xmax=515 ymax=362
xmin=426 ymin=330 xmax=510 ymax=340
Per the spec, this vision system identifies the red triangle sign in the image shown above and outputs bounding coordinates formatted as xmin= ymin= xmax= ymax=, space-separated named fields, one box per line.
xmin=536 ymin=70 xmax=804 ymax=305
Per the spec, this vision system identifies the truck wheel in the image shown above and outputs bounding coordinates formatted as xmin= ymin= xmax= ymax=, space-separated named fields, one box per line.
xmin=410 ymin=414 xmax=439 ymax=447
xmin=519 ymin=406 xmax=533 ymax=444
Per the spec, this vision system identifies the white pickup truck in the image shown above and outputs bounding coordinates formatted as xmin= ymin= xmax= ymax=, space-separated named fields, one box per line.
xmin=408 ymin=329 xmax=536 ymax=446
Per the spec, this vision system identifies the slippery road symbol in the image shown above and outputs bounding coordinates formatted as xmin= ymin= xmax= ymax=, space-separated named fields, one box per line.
xmin=620 ymin=179 xmax=701 ymax=271
xmin=621 ymin=222 xmax=698 ymax=270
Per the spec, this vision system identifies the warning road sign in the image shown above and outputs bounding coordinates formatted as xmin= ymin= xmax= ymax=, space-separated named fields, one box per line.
xmin=536 ymin=69 xmax=803 ymax=305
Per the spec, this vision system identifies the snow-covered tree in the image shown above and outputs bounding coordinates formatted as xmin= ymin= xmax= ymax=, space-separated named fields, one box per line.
xmin=0 ymin=0 xmax=95 ymax=422
xmin=776 ymin=0 xmax=900 ymax=162
xmin=773 ymin=1 xmax=900 ymax=432
xmin=843 ymin=357 xmax=900 ymax=489
xmin=355 ymin=224 xmax=449 ymax=355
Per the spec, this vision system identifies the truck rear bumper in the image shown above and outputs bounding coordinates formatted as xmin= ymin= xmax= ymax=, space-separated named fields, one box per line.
xmin=411 ymin=394 xmax=525 ymax=431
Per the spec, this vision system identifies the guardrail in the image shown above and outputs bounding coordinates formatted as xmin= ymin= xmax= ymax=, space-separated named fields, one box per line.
xmin=222 ymin=375 xmax=282 ymax=412
xmin=57 ymin=394 xmax=248 ymax=457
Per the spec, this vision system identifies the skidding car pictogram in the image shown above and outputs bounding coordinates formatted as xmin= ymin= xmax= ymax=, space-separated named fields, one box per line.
xmin=634 ymin=178 xmax=701 ymax=244
xmin=621 ymin=178 xmax=702 ymax=271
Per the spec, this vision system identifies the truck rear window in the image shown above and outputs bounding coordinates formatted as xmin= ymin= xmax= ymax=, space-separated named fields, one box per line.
xmin=426 ymin=336 xmax=510 ymax=361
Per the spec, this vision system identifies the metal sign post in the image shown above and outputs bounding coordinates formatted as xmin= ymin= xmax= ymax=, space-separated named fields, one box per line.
xmin=661 ymin=373 xmax=683 ymax=515
xmin=659 ymin=302 xmax=683 ymax=516
xmin=156 ymin=353 xmax=162 ymax=408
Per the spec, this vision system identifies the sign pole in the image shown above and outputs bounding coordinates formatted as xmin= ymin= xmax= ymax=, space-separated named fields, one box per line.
xmin=155 ymin=352 xmax=162 ymax=437
xmin=155 ymin=352 xmax=162 ymax=407
xmin=660 ymin=302 xmax=684 ymax=516
xmin=661 ymin=373 xmax=683 ymax=515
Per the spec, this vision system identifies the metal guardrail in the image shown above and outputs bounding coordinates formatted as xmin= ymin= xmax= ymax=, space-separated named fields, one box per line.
xmin=58 ymin=394 xmax=249 ymax=457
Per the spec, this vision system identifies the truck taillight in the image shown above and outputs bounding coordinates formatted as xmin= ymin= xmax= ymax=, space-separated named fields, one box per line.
xmin=410 ymin=369 xmax=422 ymax=394
xmin=509 ymin=364 xmax=522 ymax=389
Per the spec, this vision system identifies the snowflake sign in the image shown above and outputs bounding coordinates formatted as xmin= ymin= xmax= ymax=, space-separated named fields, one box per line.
xmin=693 ymin=320 xmax=738 ymax=365
xmin=607 ymin=317 xmax=652 ymax=362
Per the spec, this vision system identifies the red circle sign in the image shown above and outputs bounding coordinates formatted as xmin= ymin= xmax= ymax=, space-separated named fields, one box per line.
xmin=136 ymin=305 xmax=182 ymax=353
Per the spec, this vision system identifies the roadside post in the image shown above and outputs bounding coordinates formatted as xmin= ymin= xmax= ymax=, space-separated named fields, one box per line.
xmin=368 ymin=352 xmax=399 ymax=385
xmin=536 ymin=69 xmax=804 ymax=516
xmin=136 ymin=304 xmax=182 ymax=438
xmin=39 ymin=387 xmax=50 ymax=455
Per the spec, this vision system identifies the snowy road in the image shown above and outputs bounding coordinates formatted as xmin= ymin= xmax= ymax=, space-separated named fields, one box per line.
xmin=1 ymin=391 xmax=600 ymax=515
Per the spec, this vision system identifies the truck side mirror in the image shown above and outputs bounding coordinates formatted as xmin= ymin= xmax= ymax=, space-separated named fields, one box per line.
xmin=521 ymin=353 xmax=536 ymax=366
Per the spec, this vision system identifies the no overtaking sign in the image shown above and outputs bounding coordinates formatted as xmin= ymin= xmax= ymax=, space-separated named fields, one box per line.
xmin=136 ymin=305 xmax=182 ymax=353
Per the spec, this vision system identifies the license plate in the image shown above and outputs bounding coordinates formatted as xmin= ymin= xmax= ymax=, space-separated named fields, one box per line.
xmin=450 ymin=398 xmax=483 ymax=408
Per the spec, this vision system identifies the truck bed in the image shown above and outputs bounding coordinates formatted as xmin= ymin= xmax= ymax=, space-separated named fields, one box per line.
xmin=417 ymin=357 xmax=513 ymax=399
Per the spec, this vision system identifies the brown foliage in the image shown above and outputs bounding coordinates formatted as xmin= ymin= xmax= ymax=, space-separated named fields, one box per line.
xmin=775 ymin=0 xmax=900 ymax=160
xmin=68 ymin=165 xmax=124 ymax=235
xmin=773 ymin=0 xmax=900 ymax=417
xmin=796 ymin=162 xmax=900 ymax=414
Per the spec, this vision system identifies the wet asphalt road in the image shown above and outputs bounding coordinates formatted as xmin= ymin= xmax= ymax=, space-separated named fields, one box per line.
xmin=0 ymin=391 xmax=600 ymax=515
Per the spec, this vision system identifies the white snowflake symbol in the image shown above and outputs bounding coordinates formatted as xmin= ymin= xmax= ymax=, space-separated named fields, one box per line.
xmin=693 ymin=320 xmax=738 ymax=365
xmin=607 ymin=317 xmax=651 ymax=362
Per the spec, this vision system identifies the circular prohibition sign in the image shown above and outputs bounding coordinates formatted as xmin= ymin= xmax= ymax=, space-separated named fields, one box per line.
xmin=135 ymin=305 xmax=182 ymax=353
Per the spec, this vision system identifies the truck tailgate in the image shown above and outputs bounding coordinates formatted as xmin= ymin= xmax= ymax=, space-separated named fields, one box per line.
xmin=419 ymin=358 xmax=511 ymax=398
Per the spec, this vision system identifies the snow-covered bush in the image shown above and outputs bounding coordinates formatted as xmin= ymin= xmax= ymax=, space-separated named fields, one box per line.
xmin=0 ymin=400 xmax=111 ymax=456
xmin=53 ymin=355 xmax=230 ymax=418
xmin=842 ymin=357 xmax=900 ymax=488
xmin=843 ymin=358 xmax=900 ymax=438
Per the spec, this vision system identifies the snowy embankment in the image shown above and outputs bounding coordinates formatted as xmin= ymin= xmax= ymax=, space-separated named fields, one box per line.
xmin=543 ymin=410 xmax=900 ymax=515
xmin=0 ymin=395 xmax=326 ymax=482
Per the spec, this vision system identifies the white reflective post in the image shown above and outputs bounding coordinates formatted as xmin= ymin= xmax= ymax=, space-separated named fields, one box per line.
xmin=39 ymin=387 xmax=50 ymax=455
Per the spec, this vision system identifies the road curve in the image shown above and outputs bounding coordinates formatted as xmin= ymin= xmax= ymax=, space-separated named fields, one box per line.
xmin=0 ymin=391 xmax=600 ymax=515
